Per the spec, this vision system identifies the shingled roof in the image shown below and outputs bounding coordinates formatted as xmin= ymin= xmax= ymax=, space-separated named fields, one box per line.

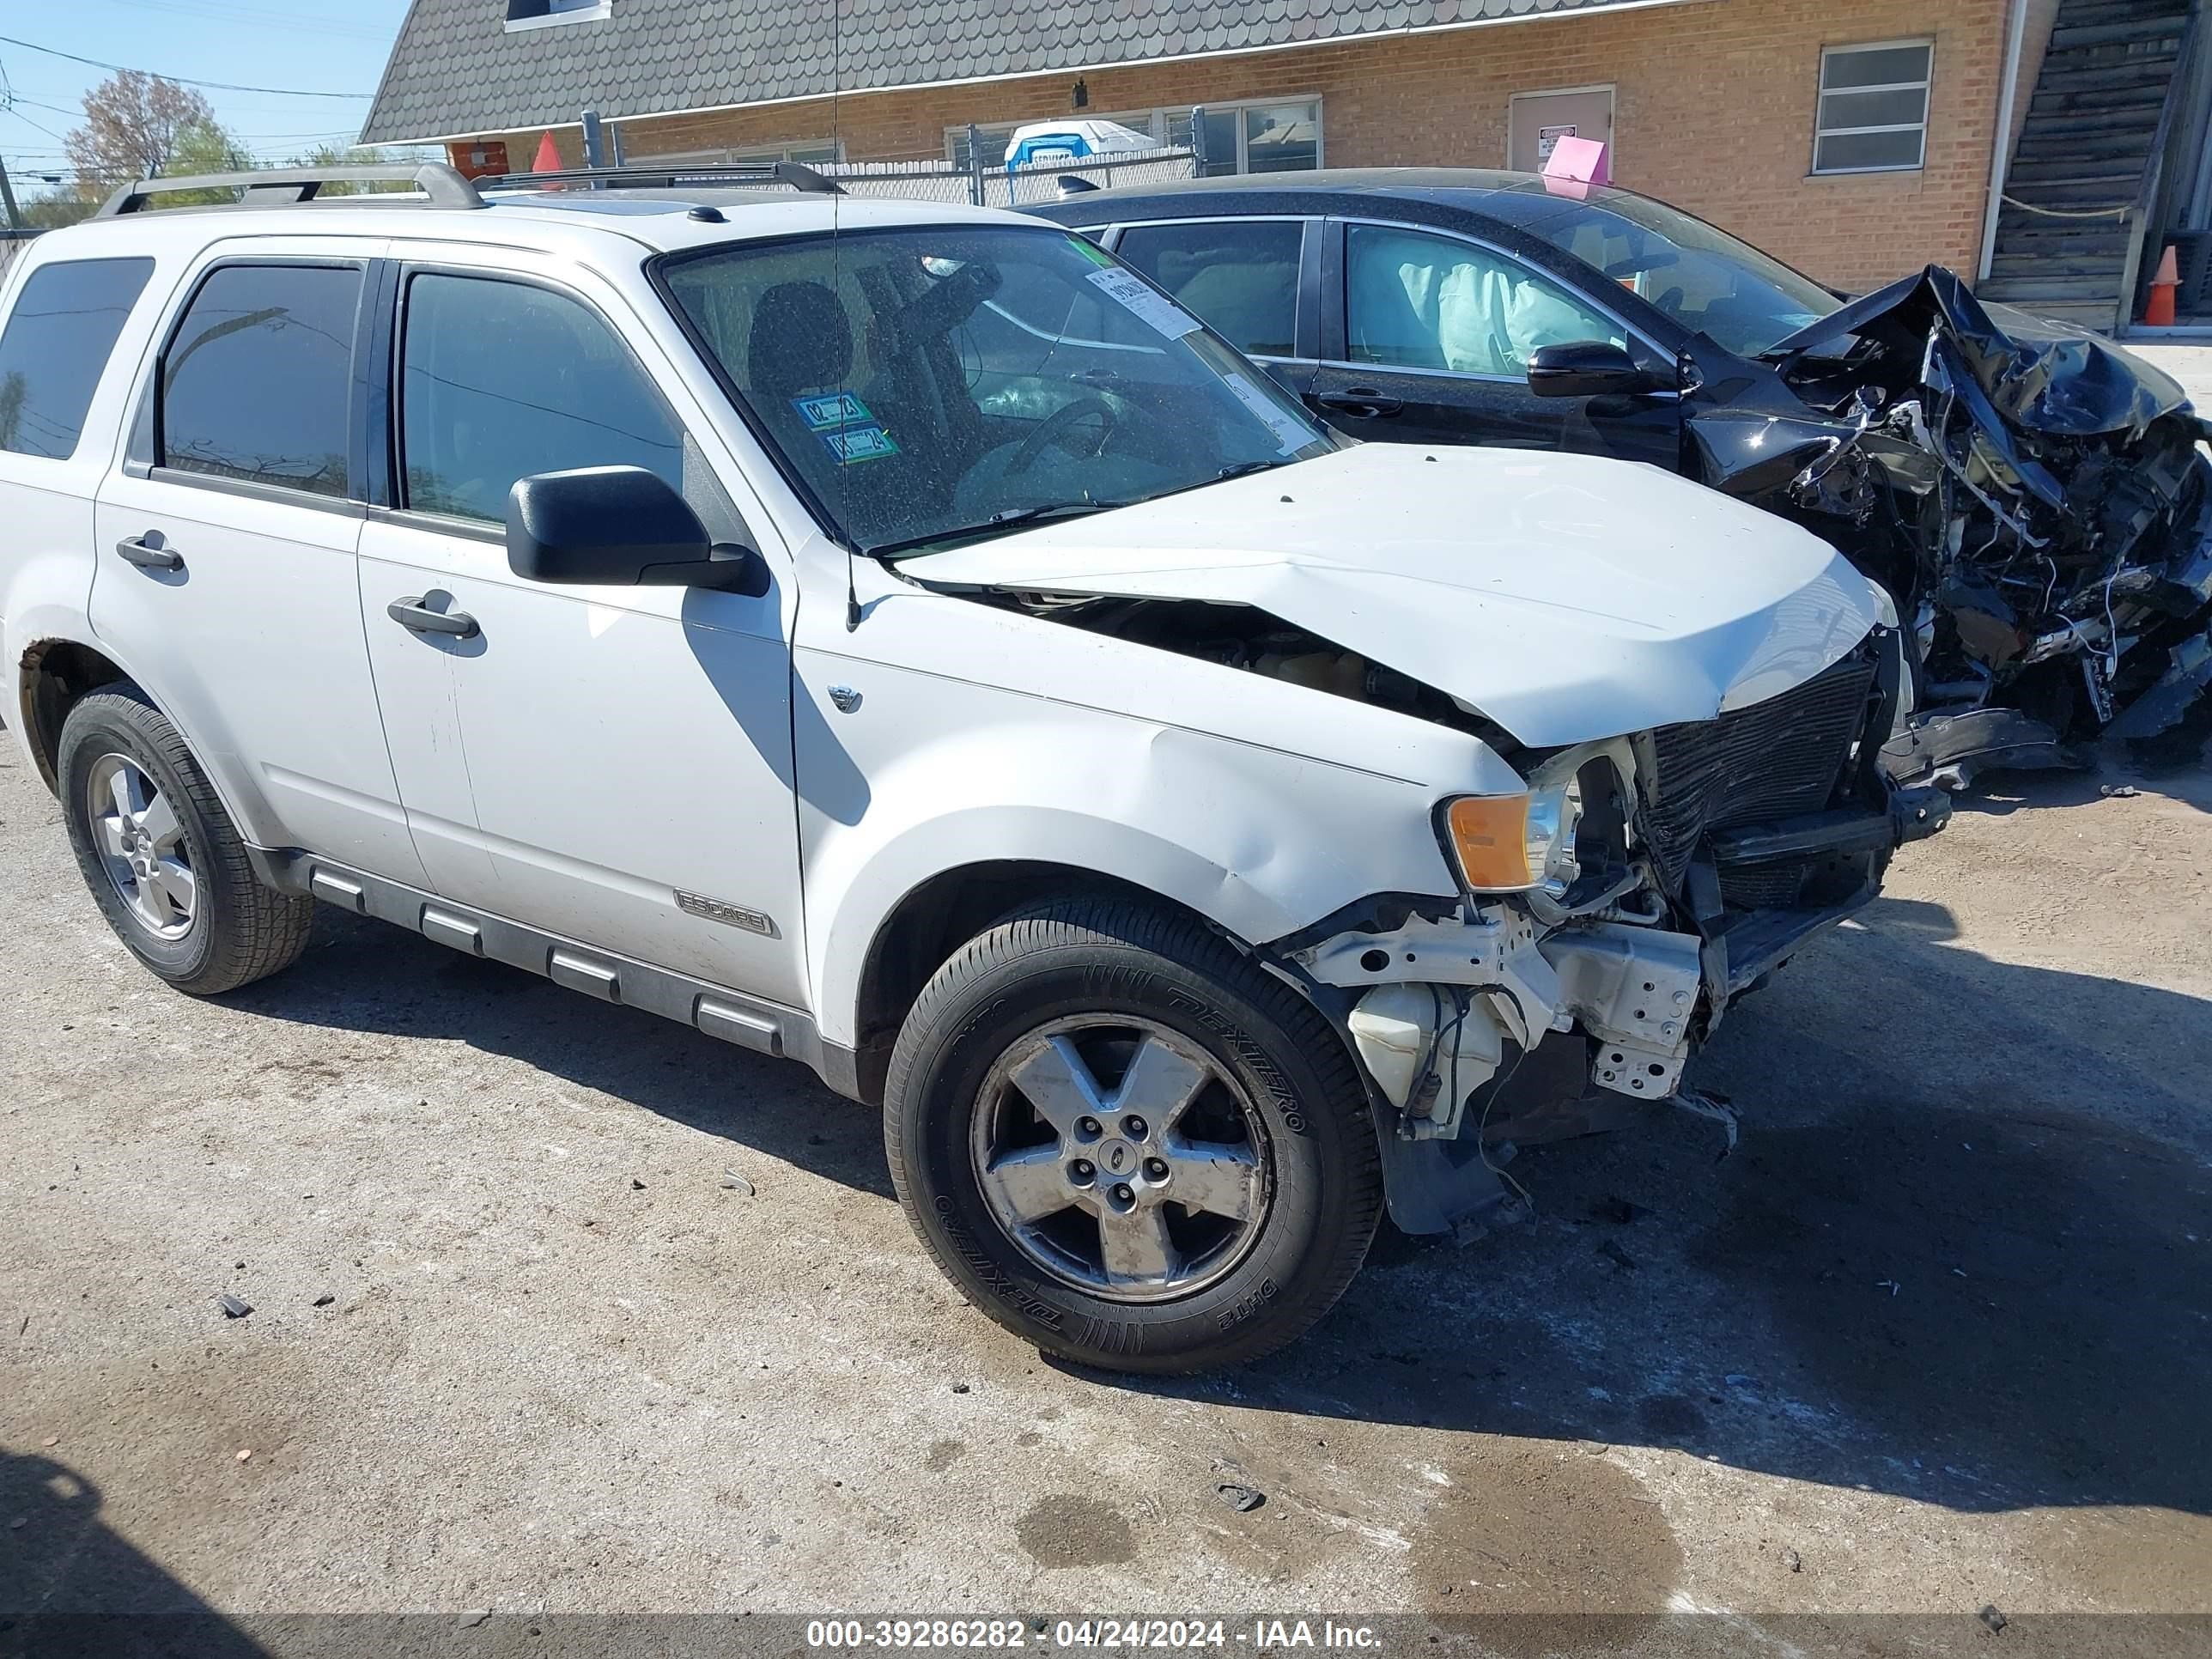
xmin=362 ymin=0 xmax=1656 ymax=144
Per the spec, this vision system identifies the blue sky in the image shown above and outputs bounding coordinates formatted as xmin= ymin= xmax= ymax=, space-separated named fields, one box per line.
xmin=0 ymin=0 xmax=413 ymax=191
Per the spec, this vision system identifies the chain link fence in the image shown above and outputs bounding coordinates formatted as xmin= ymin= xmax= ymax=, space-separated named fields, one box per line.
xmin=816 ymin=139 xmax=1196 ymax=209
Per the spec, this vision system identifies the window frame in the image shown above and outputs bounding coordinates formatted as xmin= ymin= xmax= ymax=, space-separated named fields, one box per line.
xmin=382 ymin=262 xmax=693 ymax=543
xmin=1330 ymin=216 xmax=1663 ymax=386
xmin=125 ymin=254 xmax=372 ymax=516
xmin=0 ymin=254 xmax=156 ymax=465
xmin=1106 ymin=216 xmax=1316 ymax=363
xmin=504 ymin=0 xmax=611 ymax=33
xmin=1812 ymin=38 xmax=1933 ymax=176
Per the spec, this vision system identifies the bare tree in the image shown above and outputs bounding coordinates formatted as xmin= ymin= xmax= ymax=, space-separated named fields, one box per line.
xmin=64 ymin=70 xmax=218 ymax=190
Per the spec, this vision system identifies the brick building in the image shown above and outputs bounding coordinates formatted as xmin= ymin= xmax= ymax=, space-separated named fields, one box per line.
xmin=361 ymin=0 xmax=2071 ymax=296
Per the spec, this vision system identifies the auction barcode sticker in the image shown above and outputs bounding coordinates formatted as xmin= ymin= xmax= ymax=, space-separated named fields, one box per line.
xmin=1086 ymin=266 xmax=1203 ymax=339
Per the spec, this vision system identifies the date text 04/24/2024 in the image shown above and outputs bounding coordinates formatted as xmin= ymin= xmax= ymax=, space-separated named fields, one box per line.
xmin=804 ymin=1620 xmax=1383 ymax=1650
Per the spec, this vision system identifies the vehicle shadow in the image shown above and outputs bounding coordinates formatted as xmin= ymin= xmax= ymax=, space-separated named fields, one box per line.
xmin=218 ymin=908 xmax=895 ymax=1200
xmin=0 ymin=1448 xmax=268 ymax=1658
xmin=211 ymin=856 xmax=2209 ymax=1520
xmin=1103 ymin=895 xmax=2212 ymax=1520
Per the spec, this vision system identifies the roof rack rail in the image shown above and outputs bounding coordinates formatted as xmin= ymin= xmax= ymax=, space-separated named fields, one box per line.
xmin=477 ymin=161 xmax=846 ymax=197
xmin=98 ymin=163 xmax=485 ymax=217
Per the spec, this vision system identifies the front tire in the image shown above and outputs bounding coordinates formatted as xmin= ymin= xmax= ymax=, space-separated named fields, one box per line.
xmin=58 ymin=684 xmax=313 ymax=996
xmin=885 ymin=896 xmax=1382 ymax=1372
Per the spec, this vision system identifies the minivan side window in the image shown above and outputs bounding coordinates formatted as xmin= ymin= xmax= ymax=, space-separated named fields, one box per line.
xmin=398 ymin=273 xmax=684 ymax=525
xmin=0 ymin=257 xmax=155 ymax=461
xmin=1114 ymin=222 xmax=1300 ymax=358
xmin=1346 ymin=225 xmax=1623 ymax=379
xmin=161 ymin=263 xmax=361 ymax=498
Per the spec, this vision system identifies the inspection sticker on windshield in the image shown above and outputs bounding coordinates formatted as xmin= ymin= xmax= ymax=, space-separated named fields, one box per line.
xmin=793 ymin=392 xmax=872 ymax=429
xmin=819 ymin=424 xmax=899 ymax=464
xmin=1221 ymin=372 xmax=1309 ymax=456
xmin=1086 ymin=266 xmax=1201 ymax=339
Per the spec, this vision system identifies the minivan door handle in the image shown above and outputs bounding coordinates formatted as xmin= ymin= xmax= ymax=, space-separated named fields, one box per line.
xmin=386 ymin=596 xmax=480 ymax=639
xmin=116 ymin=534 xmax=184 ymax=573
xmin=1314 ymin=387 xmax=1404 ymax=417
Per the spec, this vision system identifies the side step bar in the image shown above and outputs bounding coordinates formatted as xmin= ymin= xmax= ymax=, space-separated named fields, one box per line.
xmin=248 ymin=848 xmax=861 ymax=1100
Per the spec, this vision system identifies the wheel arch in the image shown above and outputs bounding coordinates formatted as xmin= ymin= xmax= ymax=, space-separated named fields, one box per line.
xmin=16 ymin=635 xmax=136 ymax=793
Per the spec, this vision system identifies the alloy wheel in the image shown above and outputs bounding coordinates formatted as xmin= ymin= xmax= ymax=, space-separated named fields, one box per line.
xmin=969 ymin=1015 xmax=1273 ymax=1302
xmin=86 ymin=752 xmax=196 ymax=939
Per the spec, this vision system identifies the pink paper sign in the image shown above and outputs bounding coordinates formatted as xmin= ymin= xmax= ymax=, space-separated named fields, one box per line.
xmin=1540 ymin=134 xmax=1611 ymax=198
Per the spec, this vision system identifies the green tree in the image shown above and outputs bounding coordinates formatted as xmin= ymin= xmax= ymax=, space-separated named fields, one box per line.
xmin=284 ymin=143 xmax=401 ymax=195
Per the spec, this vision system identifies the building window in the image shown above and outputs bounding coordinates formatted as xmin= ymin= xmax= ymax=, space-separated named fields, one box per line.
xmin=505 ymin=0 xmax=611 ymax=32
xmin=1813 ymin=40 xmax=1931 ymax=174
xmin=948 ymin=98 xmax=1322 ymax=176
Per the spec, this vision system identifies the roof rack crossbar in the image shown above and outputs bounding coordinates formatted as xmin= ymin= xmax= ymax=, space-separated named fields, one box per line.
xmin=97 ymin=164 xmax=485 ymax=217
xmin=477 ymin=160 xmax=845 ymax=196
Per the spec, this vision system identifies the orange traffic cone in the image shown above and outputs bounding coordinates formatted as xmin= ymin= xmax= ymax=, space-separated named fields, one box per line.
xmin=2145 ymin=242 xmax=2180 ymax=327
xmin=532 ymin=130 xmax=563 ymax=184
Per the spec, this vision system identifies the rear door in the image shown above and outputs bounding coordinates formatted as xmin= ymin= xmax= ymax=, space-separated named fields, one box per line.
xmin=1311 ymin=218 xmax=1680 ymax=465
xmin=1109 ymin=216 xmax=1319 ymax=402
xmin=90 ymin=241 xmax=432 ymax=885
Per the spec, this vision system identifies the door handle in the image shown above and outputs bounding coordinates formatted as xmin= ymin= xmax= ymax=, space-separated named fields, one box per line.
xmin=116 ymin=534 xmax=184 ymax=573
xmin=386 ymin=595 xmax=480 ymax=639
xmin=1315 ymin=388 xmax=1404 ymax=417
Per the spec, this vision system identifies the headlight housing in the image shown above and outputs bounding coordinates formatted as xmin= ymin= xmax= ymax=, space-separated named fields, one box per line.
xmin=1441 ymin=775 xmax=1584 ymax=895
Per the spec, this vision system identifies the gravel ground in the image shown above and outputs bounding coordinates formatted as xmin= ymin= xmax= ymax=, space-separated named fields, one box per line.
xmin=3 ymin=716 xmax=2209 ymax=1654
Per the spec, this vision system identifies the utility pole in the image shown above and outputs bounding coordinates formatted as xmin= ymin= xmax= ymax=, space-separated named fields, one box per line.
xmin=0 ymin=153 xmax=20 ymax=231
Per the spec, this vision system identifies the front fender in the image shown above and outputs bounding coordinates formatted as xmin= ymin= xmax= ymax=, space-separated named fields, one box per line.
xmin=800 ymin=684 xmax=1468 ymax=1048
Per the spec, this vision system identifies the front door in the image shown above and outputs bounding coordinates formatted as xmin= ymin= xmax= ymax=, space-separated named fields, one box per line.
xmin=1311 ymin=219 xmax=1680 ymax=467
xmin=1509 ymin=87 xmax=1615 ymax=173
xmin=91 ymin=248 xmax=434 ymax=888
xmin=357 ymin=258 xmax=807 ymax=1009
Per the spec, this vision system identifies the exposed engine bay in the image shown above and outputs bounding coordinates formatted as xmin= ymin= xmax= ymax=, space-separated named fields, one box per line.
xmin=1701 ymin=267 xmax=2212 ymax=786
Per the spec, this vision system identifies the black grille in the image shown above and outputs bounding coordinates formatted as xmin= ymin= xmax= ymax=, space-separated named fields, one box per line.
xmin=1640 ymin=647 xmax=1880 ymax=893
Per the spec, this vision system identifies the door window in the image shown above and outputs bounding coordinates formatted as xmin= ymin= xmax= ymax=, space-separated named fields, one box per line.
xmin=0 ymin=257 xmax=155 ymax=460
xmin=1345 ymin=225 xmax=1624 ymax=379
xmin=398 ymin=273 xmax=684 ymax=525
xmin=1114 ymin=222 xmax=1301 ymax=357
xmin=161 ymin=263 xmax=360 ymax=497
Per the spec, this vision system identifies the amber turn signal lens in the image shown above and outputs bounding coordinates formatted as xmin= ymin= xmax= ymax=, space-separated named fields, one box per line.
xmin=1443 ymin=793 xmax=1539 ymax=891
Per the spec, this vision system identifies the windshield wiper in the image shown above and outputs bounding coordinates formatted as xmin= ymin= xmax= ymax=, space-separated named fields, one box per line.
xmin=870 ymin=498 xmax=1131 ymax=559
xmin=1212 ymin=459 xmax=1285 ymax=483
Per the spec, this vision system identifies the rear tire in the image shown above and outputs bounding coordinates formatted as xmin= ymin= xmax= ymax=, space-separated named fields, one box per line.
xmin=58 ymin=684 xmax=313 ymax=996
xmin=885 ymin=895 xmax=1382 ymax=1372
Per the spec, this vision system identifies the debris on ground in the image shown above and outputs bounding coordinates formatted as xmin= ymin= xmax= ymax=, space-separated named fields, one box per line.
xmin=2100 ymin=783 xmax=2141 ymax=799
xmin=218 ymin=1294 xmax=252 ymax=1319
xmin=1730 ymin=269 xmax=2212 ymax=787
xmin=1213 ymin=1482 xmax=1266 ymax=1513
xmin=1979 ymin=1604 xmax=2008 ymax=1635
xmin=951 ymin=1382 xmax=970 ymax=1395
xmin=235 ymin=1449 xmax=252 ymax=1462
xmin=720 ymin=1168 xmax=755 ymax=1195
xmin=313 ymin=1293 xmax=335 ymax=1307
xmin=1780 ymin=1547 xmax=1802 ymax=1572
xmin=460 ymin=1610 xmax=492 ymax=1629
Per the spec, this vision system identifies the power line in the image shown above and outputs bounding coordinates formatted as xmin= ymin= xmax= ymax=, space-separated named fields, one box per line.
xmin=0 ymin=33 xmax=374 ymax=98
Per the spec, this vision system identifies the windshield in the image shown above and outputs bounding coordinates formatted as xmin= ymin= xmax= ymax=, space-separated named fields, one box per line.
xmin=1516 ymin=186 xmax=1844 ymax=356
xmin=660 ymin=225 xmax=1334 ymax=554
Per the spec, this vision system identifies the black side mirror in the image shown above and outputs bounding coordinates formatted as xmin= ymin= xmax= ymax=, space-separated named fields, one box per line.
xmin=507 ymin=466 xmax=769 ymax=596
xmin=1526 ymin=339 xmax=1658 ymax=398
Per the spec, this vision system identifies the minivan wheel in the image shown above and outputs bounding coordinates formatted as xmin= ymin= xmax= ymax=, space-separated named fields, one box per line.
xmin=58 ymin=685 xmax=313 ymax=996
xmin=885 ymin=896 xmax=1382 ymax=1372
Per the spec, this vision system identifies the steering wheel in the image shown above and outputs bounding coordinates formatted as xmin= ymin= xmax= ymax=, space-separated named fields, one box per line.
xmin=1006 ymin=397 xmax=1119 ymax=476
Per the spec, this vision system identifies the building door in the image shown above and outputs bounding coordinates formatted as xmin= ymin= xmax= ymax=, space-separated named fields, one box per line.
xmin=1509 ymin=87 xmax=1614 ymax=173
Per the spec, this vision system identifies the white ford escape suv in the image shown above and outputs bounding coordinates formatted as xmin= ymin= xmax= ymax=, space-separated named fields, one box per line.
xmin=0 ymin=162 xmax=1946 ymax=1370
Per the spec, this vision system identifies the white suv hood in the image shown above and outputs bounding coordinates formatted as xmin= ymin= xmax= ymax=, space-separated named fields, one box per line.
xmin=902 ymin=444 xmax=1881 ymax=748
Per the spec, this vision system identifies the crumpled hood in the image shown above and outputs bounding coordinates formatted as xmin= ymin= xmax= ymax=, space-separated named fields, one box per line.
xmin=902 ymin=444 xmax=1881 ymax=747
